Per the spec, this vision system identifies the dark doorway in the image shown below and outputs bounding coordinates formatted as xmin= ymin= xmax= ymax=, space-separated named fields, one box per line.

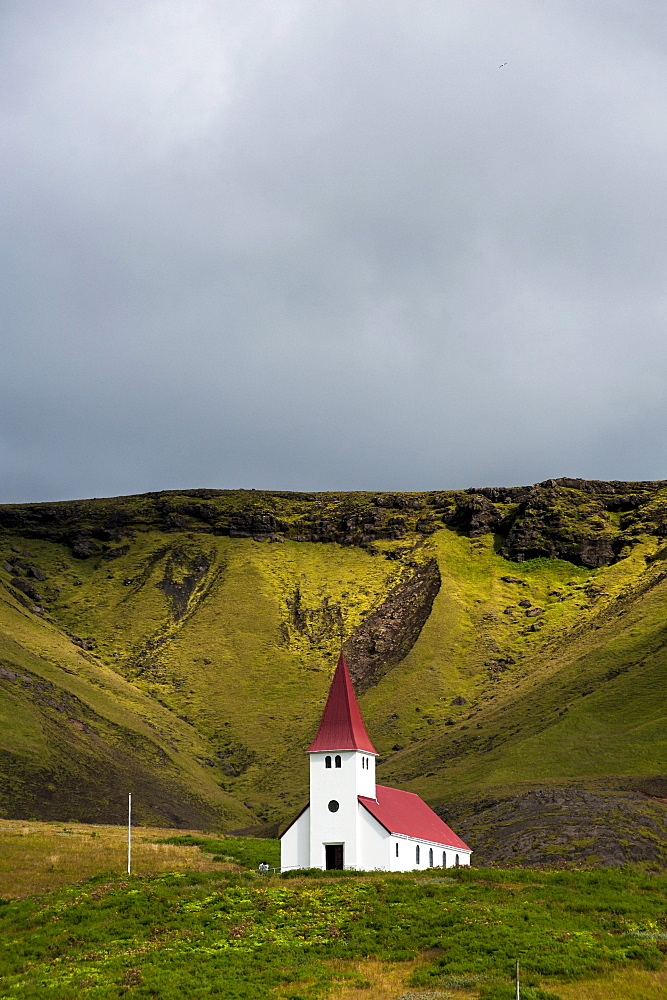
xmin=325 ymin=844 xmax=344 ymax=870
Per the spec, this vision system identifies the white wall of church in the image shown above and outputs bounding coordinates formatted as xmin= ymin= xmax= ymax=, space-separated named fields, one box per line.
xmin=309 ymin=749 xmax=376 ymax=869
xmin=386 ymin=834 xmax=472 ymax=872
xmin=358 ymin=751 xmax=376 ymax=797
xmin=280 ymin=807 xmax=311 ymax=871
xmin=444 ymin=847 xmax=471 ymax=868
xmin=407 ymin=838 xmax=471 ymax=870
xmin=389 ymin=835 xmax=409 ymax=872
xmin=310 ymin=750 xmax=355 ymax=868
xmin=357 ymin=803 xmax=390 ymax=870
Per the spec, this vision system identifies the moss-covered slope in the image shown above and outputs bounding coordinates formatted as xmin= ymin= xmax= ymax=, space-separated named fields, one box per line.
xmin=0 ymin=480 xmax=665 ymax=847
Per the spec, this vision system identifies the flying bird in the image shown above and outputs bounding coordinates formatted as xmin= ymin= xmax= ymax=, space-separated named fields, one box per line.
xmin=499 ymin=62 xmax=507 ymax=68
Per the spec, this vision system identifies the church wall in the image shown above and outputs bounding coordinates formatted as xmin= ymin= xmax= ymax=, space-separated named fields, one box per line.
xmin=443 ymin=847 xmax=471 ymax=868
xmin=384 ymin=834 xmax=472 ymax=872
xmin=358 ymin=751 xmax=376 ymax=799
xmin=280 ymin=807 xmax=310 ymax=871
xmin=357 ymin=802 xmax=390 ymax=870
xmin=389 ymin=835 xmax=410 ymax=872
xmin=404 ymin=836 xmax=471 ymax=870
xmin=309 ymin=750 xmax=367 ymax=868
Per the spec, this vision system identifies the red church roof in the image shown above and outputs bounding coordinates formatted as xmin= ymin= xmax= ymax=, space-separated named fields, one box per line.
xmin=308 ymin=653 xmax=377 ymax=754
xmin=359 ymin=784 xmax=471 ymax=851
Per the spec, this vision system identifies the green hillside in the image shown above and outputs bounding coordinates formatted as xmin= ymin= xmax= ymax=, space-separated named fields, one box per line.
xmin=0 ymin=480 xmax=665 ymax=861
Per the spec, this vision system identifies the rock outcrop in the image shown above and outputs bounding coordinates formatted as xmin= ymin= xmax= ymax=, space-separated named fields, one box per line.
xmin=440 ymin=787 xmax=667 ymax=867
xmin=2 ymin=479 xmax=667 ymax=569
xmin=343 ymin=559 xmax=441 ymax=691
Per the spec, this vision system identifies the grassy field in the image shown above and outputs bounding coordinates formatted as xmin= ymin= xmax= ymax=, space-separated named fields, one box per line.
xmin=0 ymin=819 xmax=245 ymax=898
xmin=0 ymin=828 xmax=665 ymax=1000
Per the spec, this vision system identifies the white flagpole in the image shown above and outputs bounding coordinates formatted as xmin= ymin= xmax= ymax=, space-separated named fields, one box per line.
xmin=516 ymin=959 xmax=520 ymax=1000
xmin=127 ymin=793 xmax=132 ymax=875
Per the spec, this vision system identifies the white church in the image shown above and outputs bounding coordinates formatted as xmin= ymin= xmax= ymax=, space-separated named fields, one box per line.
xmin=280 ymin=654 xmax=471 ymax=872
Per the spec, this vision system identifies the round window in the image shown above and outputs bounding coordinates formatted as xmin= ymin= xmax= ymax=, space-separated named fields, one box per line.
xmin=327 ymin=800 xmax=339 ymax=813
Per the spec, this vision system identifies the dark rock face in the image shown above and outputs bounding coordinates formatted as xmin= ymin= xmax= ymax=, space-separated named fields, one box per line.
xmin=373 ymin=495 xmax=424 ymax=510
xmin=101 ymin=545 xmax=130 ymax=561
xmin=10 ymin=577 xmax=42 ymax=602
xmin=442 ymin=496 xmax=505 ymax=536
xmin=343 ymin=559 xmax=442 ymax=692
xmin=70 ymin=537 xmax=98 ymax=559
xmin=438 ymin=478 xmax=667 ymax=568
xmin=539 ymin=476 xmax=667 ymax=496
xmin=497 ymin=489 xmax=617 ymax=568
xmin=155 ymin=549 xmax=212 ymax=619
xmin=290 ymin=511 xmax=409 ymax=546
xmin=228 ymin=512 xmax=291 ymax=540
xmin=440 ymin=787 xmax=667 ymax=867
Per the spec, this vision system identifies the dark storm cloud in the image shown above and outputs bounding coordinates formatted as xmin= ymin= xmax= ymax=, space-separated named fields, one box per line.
xmin=2 ymin=1 xmax=667 ymax=501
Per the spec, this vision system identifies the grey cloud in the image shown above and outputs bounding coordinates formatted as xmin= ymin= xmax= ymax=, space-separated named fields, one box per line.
xmin=2 ymin=1 xmax=667 ymax=501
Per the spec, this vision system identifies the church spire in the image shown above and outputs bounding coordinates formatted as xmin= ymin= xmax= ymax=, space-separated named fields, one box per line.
xmin=308 ymin=653 xmax=377 ymax=753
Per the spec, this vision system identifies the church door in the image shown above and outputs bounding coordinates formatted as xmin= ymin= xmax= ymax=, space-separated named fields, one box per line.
xmin=325 ymin=844 xmax=344 ymax=870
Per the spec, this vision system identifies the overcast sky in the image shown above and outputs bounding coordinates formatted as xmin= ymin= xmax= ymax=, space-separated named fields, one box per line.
xmin=2 ymin=1 xmax=667 ymax=503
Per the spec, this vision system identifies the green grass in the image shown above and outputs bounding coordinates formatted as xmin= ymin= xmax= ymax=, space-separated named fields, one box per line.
xmin=383 ymin=535 xmax=667 ymax=805
xmin=0 ymin=866 xmax=664 ymax=999
xmin=157 ymin=834 xmax=280 ymax=871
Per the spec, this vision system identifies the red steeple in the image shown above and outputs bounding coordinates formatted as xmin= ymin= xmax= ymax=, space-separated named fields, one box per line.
xmin=308 ymin=653 xmax=377 ymax=754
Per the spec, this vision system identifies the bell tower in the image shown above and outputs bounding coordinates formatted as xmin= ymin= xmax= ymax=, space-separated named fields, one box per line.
xmin=307 ymin=653 xmax=377 ymax=869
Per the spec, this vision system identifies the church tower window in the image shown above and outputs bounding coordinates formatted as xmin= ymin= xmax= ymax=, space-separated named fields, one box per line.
xmin=325 ymin=756 xmax=332 ymax=768
xmin=335 ymin=754 xmax=341 ymax=768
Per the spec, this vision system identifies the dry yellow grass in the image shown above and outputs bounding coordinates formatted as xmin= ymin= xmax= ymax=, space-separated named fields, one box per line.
xmin=322 ymin=958 xmax=478 ymax=1000
xmin=554 ymin=965 xmax=667 ymax=1000
xmin=324 ymin=959 xmax=416 ymax=1000
xmin=0 ymin=817 xmax=230 ymax=897
xmin=322 ymin=958 xmax=667 ymax=1000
